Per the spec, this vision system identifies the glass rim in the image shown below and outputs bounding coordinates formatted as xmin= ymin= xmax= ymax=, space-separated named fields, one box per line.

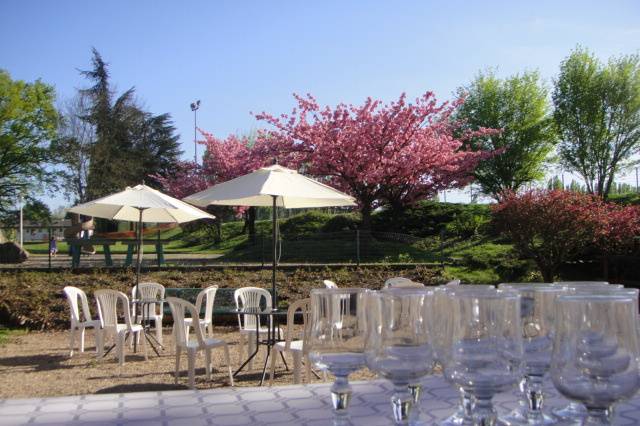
xmin=378 ymin=287 xmax=433 ymax=296
xmin=449 ymin=289 xmax=519 ymax=300
xmin=499 ymin=283 xmax=568 ymax=293
xmin=310 ymin=287 xmax=369 ymax=294
xmin=557 ymin=293 xmax=638 ymax=302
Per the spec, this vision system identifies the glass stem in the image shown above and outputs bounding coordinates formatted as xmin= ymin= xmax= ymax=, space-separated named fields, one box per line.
xmin=524 ymin=375 xmax=545 ymax=421
xmin=460 ymin=388 xmax=474 ymax=421
xmin=408 ymin=383 xmax=421 ymax=405
xmin=391 ymin=383 xmax=413 ymax=425
xmin=471 ymin=396 xmax=497 ymax=426
xmin=330 ymin=374 xmax=352 ymax=417
xmin=585 ymin=406 xmax=614 ymax=426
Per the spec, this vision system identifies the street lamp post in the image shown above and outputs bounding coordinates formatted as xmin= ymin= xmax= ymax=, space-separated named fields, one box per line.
xmin=190 ymin=100 xmax=201 ymax=164
xmin=18 ymin=194 xmax=23 ymax=247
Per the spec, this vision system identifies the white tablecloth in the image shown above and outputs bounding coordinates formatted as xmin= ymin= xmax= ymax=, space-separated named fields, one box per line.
xmin=1 ymin=376 xmax=640 ymax=425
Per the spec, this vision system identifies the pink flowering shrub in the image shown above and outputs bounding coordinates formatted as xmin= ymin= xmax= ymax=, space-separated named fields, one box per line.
xmin=493 ymin=190 xmax=640 ymax=281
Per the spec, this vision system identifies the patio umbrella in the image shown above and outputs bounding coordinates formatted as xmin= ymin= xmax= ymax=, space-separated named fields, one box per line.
xmin=68 ymin=184 xmax=215 ymax=285
xmin=183 ymin=165 xmax=356 ymax=306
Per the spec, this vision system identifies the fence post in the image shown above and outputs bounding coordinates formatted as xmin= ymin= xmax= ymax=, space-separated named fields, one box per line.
xmin=356 ymin=229 xmax=360 ymax=266
xmin=48 ymin=227 xmax=52 ymax=271
xmin=439 ymin=229 xmax=445 ymax=269
xmin=261 ymin=231 xmax=265 ymax=268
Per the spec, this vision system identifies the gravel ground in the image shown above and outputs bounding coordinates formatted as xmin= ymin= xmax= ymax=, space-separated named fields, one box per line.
xmin=0 ymin=327 xmax=376 ymax=398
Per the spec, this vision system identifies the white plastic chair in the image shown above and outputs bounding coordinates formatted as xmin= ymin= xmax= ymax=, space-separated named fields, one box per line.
xmin=383 ymin=277 xmax=422 ymax=288
xmin=167 ymin=297 xmax=234 ymax=389
xmin=95 ymin=289 xmax=146 ymax=366
xmin=234 ymin=287 xmax=280 ymax=369
xmin=63 ymin=286 xmax=103 ymax=357
xmin=444 ymin=279 xmax=461 ymax=287
xmin=323 ymin=280 xmax=338 ymax=289
xmin=269 ymin=298 xmax=311 ymax=385
xmin=132 ymin=282 xmax=165 ymax=344
xmin=183 ymin=286 xmax=218 ymax=338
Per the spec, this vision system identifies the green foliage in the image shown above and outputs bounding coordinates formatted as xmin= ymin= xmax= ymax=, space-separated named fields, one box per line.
xmin=0 ymin=69 xmax=58 ymax=213
xmin=279 ymin=211 xmax=332 ymax=239
xmin=553 ymin=47 xmax=640 ymax=198
xmin=445 ymin=209 xmax=490 ymax=238
xmin=372 ymin=201 xmax=492 ymax=237
xmin=457 ymin=69 xmax=556 ymax=198
xmin=79 ymin=48 xmax=182 ymax=199
xmin=321 ymin=213 xmax=361 ymax=233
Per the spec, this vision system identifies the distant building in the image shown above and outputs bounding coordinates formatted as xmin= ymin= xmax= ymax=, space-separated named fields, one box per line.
xmin=21 ymin=219 xmax=71 ymax=242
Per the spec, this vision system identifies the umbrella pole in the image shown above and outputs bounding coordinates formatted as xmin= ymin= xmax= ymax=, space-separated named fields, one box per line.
xmin=135 ymin=208 xmax=144 ymax=287
xmin=272 ymin=195 xmax=277 ymax=308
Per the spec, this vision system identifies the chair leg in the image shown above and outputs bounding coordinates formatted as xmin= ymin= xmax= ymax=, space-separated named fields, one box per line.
xmin=187 ymin=349 xmax=196 ymax=389
xmin=269 ymin=347 xmax=278 ymax=386
xmin=96 ymin=328 xmax=104 ymax=358
xmin=293 ymin=352 xmax=302 ymax=384
xmin=205 ymin=348 xmax=212 ymax=380
xmin=175 ymin=346 xmax=182 ymax=384
xmin=223 ymin=345 xmax=234 ymax=386
xmin=237 ymin=333 xmax=245 ymax=365
xmin=69 ymin=327 xmax=76 ymax=357
xmin=140 ymin=330 xmax=148 ymax=361
xmin=304 ymin=355 xmax=311 ymax=383
xmin=155 ymin=319 xmax=162 ymax=345
xmin=79 ymin=327 xmax=86 ymax=353
xmin=117 ymin=332 xmax=126 ymax=367
xmin=248 ymin=332 xmax=255 ymax=370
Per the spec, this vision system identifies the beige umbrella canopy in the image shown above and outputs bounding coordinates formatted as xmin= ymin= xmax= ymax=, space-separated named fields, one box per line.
xmin=69 ymin=184 xmax=215 ymax=285
xmin=184 ymin=165 xmax=356 ymax=306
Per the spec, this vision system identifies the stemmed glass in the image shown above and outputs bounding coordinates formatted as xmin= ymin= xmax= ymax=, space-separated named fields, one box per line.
xmin=550 ymin=283 xmax=628 ymax=421
xmin=444 ymin=289 xmax=523 ymax=426
xmin=551 ymin=293 xmax=640 ymax=425
xmin=365 ymin=288 xmax=434 ymax=425
xmin=308 ymin=288 xmax=368 ymax=425
xmin=498 ymin=284 xmax=567 ymax=425
xmin=430 ymin=285 xmax=495 ymax=426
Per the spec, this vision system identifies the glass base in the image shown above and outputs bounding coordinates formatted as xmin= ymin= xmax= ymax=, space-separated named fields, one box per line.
xmin=552 ymin=402 xmax=587 ymax=421
xmin=438 ymin=411 xmax=472 ymax=426
xmin=501 ymin=407 xmax=557 ymax=425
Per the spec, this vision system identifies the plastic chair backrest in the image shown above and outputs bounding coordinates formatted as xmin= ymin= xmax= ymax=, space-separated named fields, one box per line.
xmin=323 ymin=280 xmax=338 ymax=289
xmin=284 ymin=298 xmax=310 ymax=351
xmin=167 ymin=297 xmax=206 ymax=348
xmin=195 ymin=285 xmax=218 ymax=324
xmin=95 ymin=289 xmax=135 ymax=330
xmin=384 ymin=277 xmax=422 ymax=289
xmin=63 ymin=286 xmax=92 ymax=324
xmin=234 ymin=287 xmax=271 ymax=331
xmin=132 ymin=282 xmax=165 ymax=317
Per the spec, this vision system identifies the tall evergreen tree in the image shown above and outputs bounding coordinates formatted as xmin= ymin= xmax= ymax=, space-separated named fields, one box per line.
xmin=79 ymin=48 xmax=181 ymax=199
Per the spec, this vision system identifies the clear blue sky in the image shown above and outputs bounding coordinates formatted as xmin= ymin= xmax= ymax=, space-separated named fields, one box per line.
xmin=1 ymin=0 xmax=639 ymax=207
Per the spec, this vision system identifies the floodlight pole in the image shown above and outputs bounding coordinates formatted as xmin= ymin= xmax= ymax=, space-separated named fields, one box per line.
xmin=190 ymin=100 xmax=201 ymax=164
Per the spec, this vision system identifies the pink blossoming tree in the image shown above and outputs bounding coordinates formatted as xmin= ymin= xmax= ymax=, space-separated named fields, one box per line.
xmin=256 ymin=92 xmax=495 ymax=229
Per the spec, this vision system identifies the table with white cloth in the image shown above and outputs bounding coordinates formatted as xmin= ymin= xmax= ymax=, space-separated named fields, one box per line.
xmin=2 ymin=376 xmax=640 ymax=425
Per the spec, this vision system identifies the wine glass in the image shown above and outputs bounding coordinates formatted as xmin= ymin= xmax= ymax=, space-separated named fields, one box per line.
xmin=498 ymin=283 xmax=567 ymax=425
xmin=365 ymin=288 xmax=434 ymax=425
xmin=551 ymin=293 xmax=640 ymax=425
xmin=430 ymin=285 xmax=495 ymax=426
xmin=551 ymin=285 xmax=633 ymax=421
xmin=444 ymin=288 xmax=523 ymax=426
xmin=308 ymin=288 xmax=368 ymax=425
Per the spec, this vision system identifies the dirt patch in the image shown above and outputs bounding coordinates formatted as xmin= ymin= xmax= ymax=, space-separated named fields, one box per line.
xmin=0 ymin=327 xmax=377 ymax=398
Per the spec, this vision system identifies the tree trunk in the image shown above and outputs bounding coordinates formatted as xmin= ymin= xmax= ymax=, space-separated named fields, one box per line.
xmin=360 ymin=205 xmax=372 ymax=231
xmin=246 ymin=207 xmax=256 ymax=243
